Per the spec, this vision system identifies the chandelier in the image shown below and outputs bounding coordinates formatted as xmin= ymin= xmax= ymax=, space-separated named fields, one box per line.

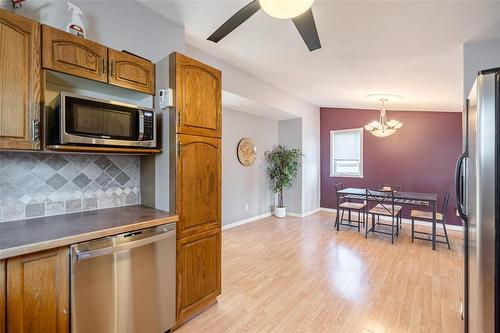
xmin=364 ymin=97 xmax=403 ymax=138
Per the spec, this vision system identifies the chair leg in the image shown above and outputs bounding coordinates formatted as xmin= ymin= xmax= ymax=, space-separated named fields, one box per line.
xmin=357 ymin=209 xmax=361 ymax=232
xmin=348 ymin=209 xmax=351 ymax=224
xmin=411 ymin=218 xmax=414 ymax=242
xmin=391 ymin=216 xmax=394 ymax=244
xmin=442 ymin=220 xmax=451 ymax=250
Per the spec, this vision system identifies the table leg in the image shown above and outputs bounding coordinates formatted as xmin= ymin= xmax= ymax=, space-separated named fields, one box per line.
xmin=336 ymin=194 xmax=340 ymax=231
xmin=432 ymin=200 xmax=437 ymax=250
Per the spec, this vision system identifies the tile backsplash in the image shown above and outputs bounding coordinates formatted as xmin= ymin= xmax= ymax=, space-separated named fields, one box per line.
xmin=0 ymin=152 xmax=141 ymax=222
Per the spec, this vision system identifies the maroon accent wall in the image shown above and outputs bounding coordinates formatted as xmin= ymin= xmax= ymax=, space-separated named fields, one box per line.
xmin=320 ymin=107 xmax=462 ymax=225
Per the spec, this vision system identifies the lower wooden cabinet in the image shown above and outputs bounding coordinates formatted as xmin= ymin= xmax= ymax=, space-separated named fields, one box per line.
xmin=177 ymin=228 xmax=221 ymax=324
xmin=0 ymin=260 xmax=5 ymax=333
xmin=7 ymin=248 xmax=69 ymax=333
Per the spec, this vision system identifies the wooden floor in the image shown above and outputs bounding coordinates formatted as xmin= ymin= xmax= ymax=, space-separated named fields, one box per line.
xmin=176 ymin=212 xmax=464 ymax=333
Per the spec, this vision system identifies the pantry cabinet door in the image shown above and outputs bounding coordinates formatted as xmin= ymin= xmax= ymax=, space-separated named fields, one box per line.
xmin=0 ymin=9 xmax=41 ymax=150
xmin=176 ymin=228 xmax=221 ymax=323
xmin=175 ymin=134 xmax=221 ymax=238
xmin=170 ymin=52 xmax=222 ymax=138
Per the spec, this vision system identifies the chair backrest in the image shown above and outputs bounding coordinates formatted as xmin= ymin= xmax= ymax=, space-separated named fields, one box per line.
xmin=441 ymin=191 xmax=451 ymax=215
xmin=335 ymin=183 xmax=346 ymax=203
xmin=366 ymin=188 xmax=395 ymax=214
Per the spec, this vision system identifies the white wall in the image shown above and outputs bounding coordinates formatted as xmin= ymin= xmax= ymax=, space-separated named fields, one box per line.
xmin=222 ymin=109 xmax=278 ymax=225
xmin=185 ymin=45 xmax=321 ymax=215
xmin=278 ymin=118 xmax=302 ymax=214
xmin=463 ymin=39 xmax=500 ymax=99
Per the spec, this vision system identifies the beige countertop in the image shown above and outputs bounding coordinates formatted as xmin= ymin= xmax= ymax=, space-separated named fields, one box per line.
xmin=0 ymin=205 xmax=178 ymax=260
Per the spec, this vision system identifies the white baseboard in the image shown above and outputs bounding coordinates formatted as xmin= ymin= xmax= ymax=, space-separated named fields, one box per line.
xmin=319 ymin=207 xmax=463 ymax=231
xmin=287 ymin=208 xmax=321 ymax=218
xmin=222 ymin=212 xmax=272 ymax=230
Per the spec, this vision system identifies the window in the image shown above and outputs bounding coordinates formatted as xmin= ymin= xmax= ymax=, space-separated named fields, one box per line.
xmin=330 ymin=128 xmax=363 ymax=177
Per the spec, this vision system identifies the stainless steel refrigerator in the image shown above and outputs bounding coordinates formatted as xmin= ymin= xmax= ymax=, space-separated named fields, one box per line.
xmin=457 ymin=68 xmax=500 ymax=333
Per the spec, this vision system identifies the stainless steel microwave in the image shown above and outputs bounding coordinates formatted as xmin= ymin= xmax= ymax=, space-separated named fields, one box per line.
xmin=48 ymin=92 xmax=157 ymax=148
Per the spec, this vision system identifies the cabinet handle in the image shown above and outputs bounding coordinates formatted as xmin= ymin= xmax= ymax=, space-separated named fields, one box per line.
xmin=111 ymin=60 xmax=116 ymax=77
xmin=32 ymin=119 xmax=40 ymax=143
xmin=102 ymin=58 xmax=107 ymax=74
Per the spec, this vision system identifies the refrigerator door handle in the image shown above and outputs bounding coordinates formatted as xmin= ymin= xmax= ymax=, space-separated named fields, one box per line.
xmin=455 ymin=151 xmax=468 ymax=224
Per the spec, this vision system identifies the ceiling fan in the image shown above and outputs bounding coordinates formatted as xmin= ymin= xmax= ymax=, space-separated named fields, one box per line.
xmin=207 ymin=0 xmax=321 ymax=52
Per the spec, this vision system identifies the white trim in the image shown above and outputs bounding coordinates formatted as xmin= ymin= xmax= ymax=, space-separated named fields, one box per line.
xmin=319 ymin=207 xmax=463 ymax=231
xmin=329 ymin=128 xmax=364 ymax=178
xmin=222 ymin=212 xmax=272 ymax=230
xmin=287 ymin=208 xmax=321 ymax=218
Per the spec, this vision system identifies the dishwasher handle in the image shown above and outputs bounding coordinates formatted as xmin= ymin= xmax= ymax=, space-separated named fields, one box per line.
xmin=75 ymin=229 xmax=175 ymax=261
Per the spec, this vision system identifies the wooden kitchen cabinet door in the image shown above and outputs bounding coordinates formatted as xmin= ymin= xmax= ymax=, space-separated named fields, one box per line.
xmin=0 ymin=260 xmax=5 ymax=333
xmin=175 ymin=134 xmax=221 ymax=238
xmin=7 ymin=248 xmax=69 ymax=333
xmin=177 ymin=228 xmax=221 ymax=324
xmin=0 ymin=9 xmax=41 ymax=150
xmin=42 ymin=24 xmax=107 ymax=83
xmin=108 ymin=49 xmax=155 ymax=94
xmin=170 ymin=52 xmax=222 ymax=138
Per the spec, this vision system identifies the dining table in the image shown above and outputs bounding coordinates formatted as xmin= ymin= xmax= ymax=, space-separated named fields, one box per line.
xmin=336 ymin=187 xmax=439 ymax=250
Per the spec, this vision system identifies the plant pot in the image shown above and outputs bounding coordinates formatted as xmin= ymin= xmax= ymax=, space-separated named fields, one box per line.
xmin=274 ymin=206 xmax=286 ymax=218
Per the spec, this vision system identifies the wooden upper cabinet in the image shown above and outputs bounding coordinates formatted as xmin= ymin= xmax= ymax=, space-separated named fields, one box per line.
xmin=177 ymin=228 xmax=221 ymax=323
xmin=0 ymin=9 xmax=41 ymax=150
xmin=108 ymin=49 xmax=155 ymax=94
xmin=42 ymin=24 xmax=107 ymax=83
xmin=7 ymin=248 xmax=69 ymax=333
xmin=170 ymin=52 xmax=222 ymax=138
xmin=176 ymin=134 xmax=221 ymax=238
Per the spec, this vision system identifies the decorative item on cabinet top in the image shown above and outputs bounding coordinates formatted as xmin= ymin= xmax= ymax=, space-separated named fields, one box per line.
xmin=237 ymin=138 xmax=256 ymax=166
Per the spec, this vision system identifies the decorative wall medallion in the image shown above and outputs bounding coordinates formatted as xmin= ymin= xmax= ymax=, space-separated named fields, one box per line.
xmin=237 ymin=138 xmax=256 ymax=166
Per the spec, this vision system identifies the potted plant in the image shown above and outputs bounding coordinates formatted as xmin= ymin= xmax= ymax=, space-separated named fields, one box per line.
xmin=265 ymin=145 xmax=302 ymax=218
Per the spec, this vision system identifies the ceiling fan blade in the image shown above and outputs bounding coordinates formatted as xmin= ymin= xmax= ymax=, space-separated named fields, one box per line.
xmin=291 ymin=9 xmax=321 ymax=51
xmin=207 ymin=0 xmax=261 ymax=43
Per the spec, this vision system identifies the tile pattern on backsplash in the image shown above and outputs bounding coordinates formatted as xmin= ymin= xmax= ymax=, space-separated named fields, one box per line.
xmin=0 ymin=152 xmax=141 ymax=222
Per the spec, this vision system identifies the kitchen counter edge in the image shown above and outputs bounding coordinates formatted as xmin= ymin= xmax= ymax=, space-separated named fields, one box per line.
xmin=0 ymin=205 xmax=178 ymax=260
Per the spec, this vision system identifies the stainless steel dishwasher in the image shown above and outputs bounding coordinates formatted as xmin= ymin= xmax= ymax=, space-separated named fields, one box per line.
xmin=70 ymin=223 xmax=176 ymax=333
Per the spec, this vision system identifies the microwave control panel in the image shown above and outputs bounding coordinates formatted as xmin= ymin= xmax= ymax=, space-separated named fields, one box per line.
xmin=143 ymin=111 xmax=154 ymax=141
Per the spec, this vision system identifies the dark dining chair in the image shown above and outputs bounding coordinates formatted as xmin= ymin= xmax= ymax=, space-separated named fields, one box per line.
xmin=410 ymin=191 xmax=451 ymax=249
xmin=334 ymin=183 xmax=366 ymax=232
xmin=365 ymin=189 xmax=402 ymax=244
xmin=375 ymin=184 xmax=403 ymax=229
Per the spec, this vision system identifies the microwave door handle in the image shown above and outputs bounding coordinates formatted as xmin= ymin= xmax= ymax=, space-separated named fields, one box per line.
xmin=138 ymin=110 xmax=144 ymax=141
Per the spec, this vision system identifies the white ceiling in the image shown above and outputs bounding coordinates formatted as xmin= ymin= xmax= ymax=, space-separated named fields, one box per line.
xmin=222 ymin=91 xmax=296 ymax=120
xmin=142 ymin=1 xmax=500 ymax=111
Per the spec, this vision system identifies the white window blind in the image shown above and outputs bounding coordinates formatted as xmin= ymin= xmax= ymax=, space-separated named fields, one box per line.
xmin=330 ymin=128 xmax=363 ymax=177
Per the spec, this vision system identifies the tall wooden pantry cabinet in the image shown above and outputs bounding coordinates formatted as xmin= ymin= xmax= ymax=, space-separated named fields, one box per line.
xmin=169 ymin=52 xmax=222 ymax=326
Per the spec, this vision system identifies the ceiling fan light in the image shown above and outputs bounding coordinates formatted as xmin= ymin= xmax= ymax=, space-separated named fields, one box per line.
xmin=260 ymin=0 xmax=315 ymax=19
